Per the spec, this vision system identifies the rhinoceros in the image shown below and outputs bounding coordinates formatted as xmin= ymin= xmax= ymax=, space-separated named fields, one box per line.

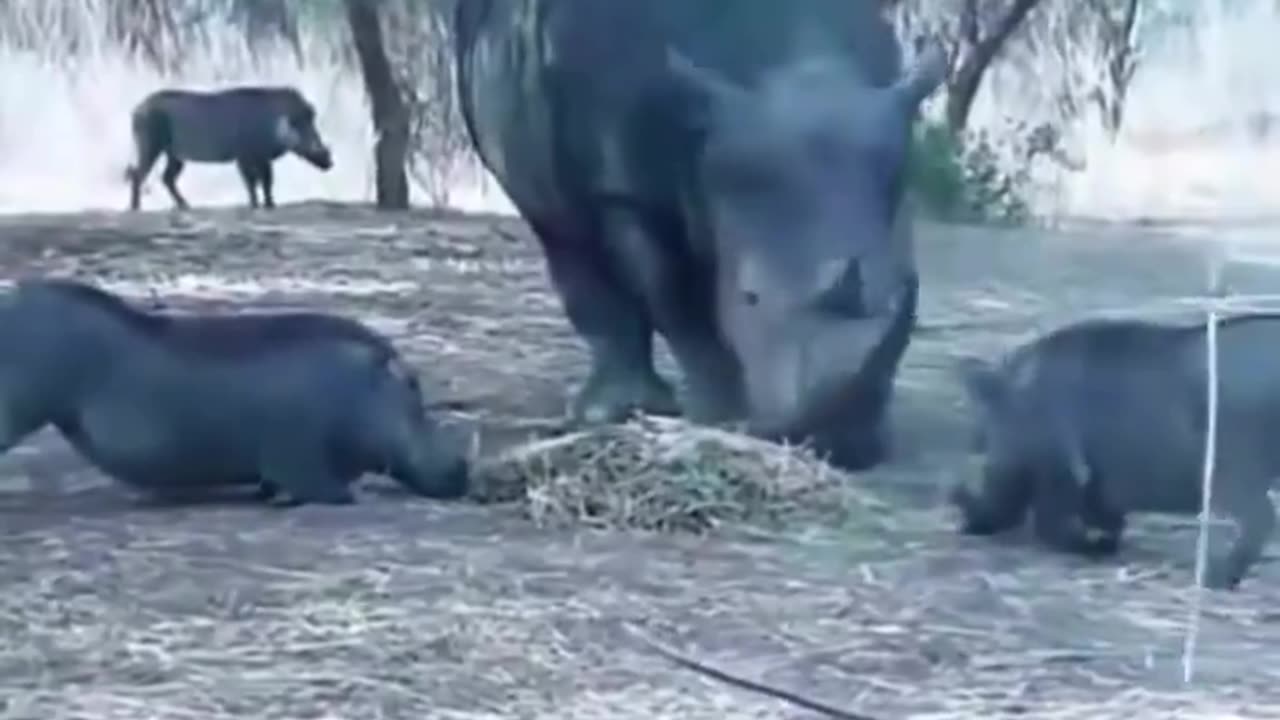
xmin=454 ymin=0 xmax=946 ymax=469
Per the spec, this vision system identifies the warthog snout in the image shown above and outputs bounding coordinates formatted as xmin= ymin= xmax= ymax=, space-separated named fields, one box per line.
xmin=274 ymin=116 xmax=334 ymax=171
xmin=400 ymin=435 xmax=470 ymax=500
xmin=294 ymin=133 xmax=333 ymax=171
xmin=304 ymin=142 xmax=334 ymax=171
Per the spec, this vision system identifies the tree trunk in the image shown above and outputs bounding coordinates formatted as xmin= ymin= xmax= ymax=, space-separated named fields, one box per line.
xmin=344 ymin=0 xmax=411 ymax=210
xmin=944 ymin=0 xmax=1044 ymax=134
xmin=232 ymin=0 xmax=301 ymax=64
xmin=1097 ymin=0 xmax=1143 ymax=137
xmin=107 ymin=0 xmax=182 ymax=73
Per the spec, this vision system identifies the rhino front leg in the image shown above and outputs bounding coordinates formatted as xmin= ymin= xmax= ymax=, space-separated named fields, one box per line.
xmin=601 ymin=209 xmax=746 ymax=424
xmin=535 ymin=219 xmax=679 ymax=425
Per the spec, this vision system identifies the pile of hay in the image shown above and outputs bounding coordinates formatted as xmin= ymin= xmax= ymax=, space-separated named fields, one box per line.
xmin=470 ymin=415 xmax=888 ymax=533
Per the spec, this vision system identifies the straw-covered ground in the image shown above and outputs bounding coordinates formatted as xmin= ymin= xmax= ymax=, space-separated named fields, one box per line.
xmin=1 ymin=202 xmax=1279 ymax=719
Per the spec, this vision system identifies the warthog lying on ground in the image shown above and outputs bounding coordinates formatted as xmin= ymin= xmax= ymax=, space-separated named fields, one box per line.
xmin=454 ymin=0 xmax=947 ymax=470
xmin=0 ymin=278 xmax=467 ymax=506
xmin=952 ymin=315 xmax=1280 ymax=589
xmin=126 ymin=85 xmax=333 ymax=211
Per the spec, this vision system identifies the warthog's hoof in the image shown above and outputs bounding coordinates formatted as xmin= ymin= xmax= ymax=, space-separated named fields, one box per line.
xmin=1078 ymin=525 xmax=1122 ymax=557
xmin=1202 ymin=560 xmax=1245 ymax=591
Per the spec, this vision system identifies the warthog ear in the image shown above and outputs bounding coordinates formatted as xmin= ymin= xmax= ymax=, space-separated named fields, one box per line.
xmin=954 ymin=356 xmax=1007 ymax=411
xmin=666 ymin=47 xmax=748 ymax=121
xmin=893 ymin=40 xmax=949 ymax=111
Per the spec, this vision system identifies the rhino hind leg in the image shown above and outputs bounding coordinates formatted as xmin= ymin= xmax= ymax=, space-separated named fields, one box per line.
xmin=599 ymin=209 xmax=745 ymax=424
xmin=534 ymin=220 xmax=678 ymax=425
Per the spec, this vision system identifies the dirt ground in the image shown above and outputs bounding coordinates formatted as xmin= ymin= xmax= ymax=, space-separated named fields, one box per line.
xmin=1 ymin=202 xmax=1279 ymax=719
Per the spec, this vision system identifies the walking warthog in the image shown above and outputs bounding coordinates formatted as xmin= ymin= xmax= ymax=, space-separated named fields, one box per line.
xmin=952 ymin=315 xmax=1280 ymax=589
xmin=126 ymin=85 xmax=334 ymax=211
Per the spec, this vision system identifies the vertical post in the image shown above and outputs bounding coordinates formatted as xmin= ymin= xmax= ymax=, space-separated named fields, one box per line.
xmin=1182 ymin=248 xmax=1226 ymax=684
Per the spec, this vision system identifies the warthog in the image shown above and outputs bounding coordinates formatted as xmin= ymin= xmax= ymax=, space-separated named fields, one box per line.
xmin=126 ymin=85 xmax=334 ymax=211
xmin=454 ymin=0 xmax=946 ymax=469
xmin=0 ymin=278 xmax=468 ymax=506
xmin=952 ymin=315 xmax=1280 ymax=589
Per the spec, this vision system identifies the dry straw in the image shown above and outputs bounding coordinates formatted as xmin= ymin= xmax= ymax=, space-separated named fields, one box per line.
xmin=468 ymin=414 xmax=887 ymax=533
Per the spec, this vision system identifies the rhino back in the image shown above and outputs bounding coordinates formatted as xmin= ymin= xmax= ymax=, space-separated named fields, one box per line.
xmin=455 ymin=0 xmax=904 ymax=238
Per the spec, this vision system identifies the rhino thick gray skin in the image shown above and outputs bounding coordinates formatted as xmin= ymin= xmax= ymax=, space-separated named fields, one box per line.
xmin=454 ymin=0 xmax=947 ymax=469
xmin=0 ymin=278 xmax=467 ymax=506
xmin=952 ymin=315 xmax=1280 ymax=590
xmin=126 ymin=85 xmax=334 ymax=211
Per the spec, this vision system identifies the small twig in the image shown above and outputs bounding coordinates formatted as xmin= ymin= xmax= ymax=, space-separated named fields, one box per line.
xmin=624 ymin=623 xmax=885 ymax=720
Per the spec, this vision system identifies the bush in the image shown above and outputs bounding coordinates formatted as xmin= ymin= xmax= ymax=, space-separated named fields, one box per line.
xmin=907 ymin=120 xmax=1031 ymax=225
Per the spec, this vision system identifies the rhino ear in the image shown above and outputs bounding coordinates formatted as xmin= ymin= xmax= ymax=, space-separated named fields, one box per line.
xmin=894 ymin=40 xmax=949 ymax=111
xmin=955 ymin=356 xmax=1007 ymax=411
xmin=666 ymin=47 xmax=746 ymax=112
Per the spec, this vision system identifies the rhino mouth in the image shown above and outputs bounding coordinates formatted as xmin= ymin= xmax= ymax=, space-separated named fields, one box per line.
xmin=737 ymin=274 xmax=917 ymax=470
xmin=758 ymin=279 xmax=915 ymax=427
